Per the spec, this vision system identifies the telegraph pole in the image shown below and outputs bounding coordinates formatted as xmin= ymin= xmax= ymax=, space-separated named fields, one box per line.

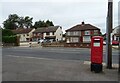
xmin=106 ymin=0 xmax=113 ymax=69
xmin=118 ymin=1 xmax=120 ymax=74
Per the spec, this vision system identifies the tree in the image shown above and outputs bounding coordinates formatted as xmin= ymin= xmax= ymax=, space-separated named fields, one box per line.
xmin=22 ymin=16 xmax=33 ymax=28
xmin=3 ymin=14 xmax=33 ymax=30
xmin=18 ymin=16 xmax=33 ymax=28
xmin=33 ymin=20 xmax=54 ymax=29
xmin=46 ymin=20 xmax=54 ymax=26
xmin=3 ymin=14 xmax=19 ymax=30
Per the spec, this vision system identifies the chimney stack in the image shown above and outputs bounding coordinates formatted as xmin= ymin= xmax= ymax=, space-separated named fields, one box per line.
xmin=82 ymin=21 xmax=85 ymax=25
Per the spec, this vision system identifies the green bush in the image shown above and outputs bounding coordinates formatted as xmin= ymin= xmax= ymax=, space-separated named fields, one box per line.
xmin=2 ymin=36 xmax=17 ymax=43
xmin=2 ymin=29 xmax=15 ymax=36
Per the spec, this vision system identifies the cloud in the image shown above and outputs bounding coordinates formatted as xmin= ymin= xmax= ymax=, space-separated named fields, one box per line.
xmin=1 ymin=0 xmax=108 ymax=3
xmin=1 ymin=0 xmax=119 ymax=33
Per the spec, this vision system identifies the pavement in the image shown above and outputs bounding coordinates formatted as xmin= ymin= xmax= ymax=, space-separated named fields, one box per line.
xmin=2 ymin=54 xmax=119 ymax=81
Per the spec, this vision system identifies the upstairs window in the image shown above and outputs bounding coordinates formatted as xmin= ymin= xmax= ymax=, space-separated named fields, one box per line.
xmin=52 ymin=32 xmax=54 ymax=35
xmin=73 ymin=31 xmax=81 ymax=36
xmin=46 ymin=32 xmax=50 ymax=35
xmin=67 ymin=32 xmax=70 ymax=36
xmin=94 ymin=30 xmax=98 ymax=35
xmin=116 ymin=36 xmax=119 ymax=41
xmin=27 ymin=34 xmax=29 ymax=36
xmin=85 ymin=31 xmax=90 ymax=35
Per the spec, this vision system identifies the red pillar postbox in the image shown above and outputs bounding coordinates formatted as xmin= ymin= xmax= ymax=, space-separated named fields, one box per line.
xmin=91 ymin=36 xmax=103 ymax=73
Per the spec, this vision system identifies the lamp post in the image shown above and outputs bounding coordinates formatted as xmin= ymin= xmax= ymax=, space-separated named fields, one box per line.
xmin=106 ymin=0 xmax=113 ymax=69
xmin=118 ymin=1 xmax=120 ymax=74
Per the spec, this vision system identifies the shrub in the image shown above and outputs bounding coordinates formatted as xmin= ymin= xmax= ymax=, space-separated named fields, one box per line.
xmin=2 ymin=35 xmax=17 ymax=43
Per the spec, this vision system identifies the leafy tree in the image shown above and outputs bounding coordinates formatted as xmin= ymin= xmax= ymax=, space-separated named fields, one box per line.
xmin=3 ymin=14 xmax=33 ymax=29
xmin=3 ymin=14 xmax=19 ymax=30
xmin=21 ymin=16 xmax=33 ymax=28
xmin=34 ymin=20 xmax=54 ymax=29
xmin=46 ymin=20 xmax=54 ymax=26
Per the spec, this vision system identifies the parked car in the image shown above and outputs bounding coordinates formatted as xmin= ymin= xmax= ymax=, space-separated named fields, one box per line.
xmin=42 ymin=39 xmax=51 ymax=43
xmin=38 ymin=39 xmax=44 ymax=44
xmin=112 ymin=40 xmax=119 ymax=45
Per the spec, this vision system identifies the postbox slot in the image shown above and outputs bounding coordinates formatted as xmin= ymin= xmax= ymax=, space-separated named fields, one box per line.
xmin=93 ymin=40 xmax=100 ymax=47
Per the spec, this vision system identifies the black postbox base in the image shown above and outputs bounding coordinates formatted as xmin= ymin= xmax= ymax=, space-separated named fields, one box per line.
xmin=91 ymin=63 xmax=103 ymax=73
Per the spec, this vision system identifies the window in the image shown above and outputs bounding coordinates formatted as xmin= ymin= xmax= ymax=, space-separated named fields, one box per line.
xmin=52 ymin=32 xmax=54 ymax=35
xmin=27 ymin=34 xmax=29 ymax=36
xmin=38 ymin=33 xmax=41 ymax=36
xmin=46 ymin=32 xmax=50 ymax=35
xmin=66 ymin=38 xmax=70 ymax=43
xmin=94 ymin=30 xmax=98 ymax=35
xmin=73 ymin=31 xmax=80 ymax=36
xmin=83 ymin=36 xmax=91 ymax=43
xmin=67 ymin=32 xmax=70 ymax=36
xmin=116 ymin=36 xmax=119 ymax=41
xmin=70 ymin=37 xmax=79 ymax=43
xmin=67 ymin=31 xmax=81 ymax=36
xmin=34 ymin=34 xmax=36 ymax=36
xmin=85 ymin=31 xmax=90 ymax=35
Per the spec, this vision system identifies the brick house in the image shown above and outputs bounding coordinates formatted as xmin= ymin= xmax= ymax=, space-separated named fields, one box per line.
xmin=32 ymin=26 xmax=63 ymax=41
xmin=65 ymin=22 xmax=101 ymax=48
xmin=12 ymin=28 xmax=35 ymax=42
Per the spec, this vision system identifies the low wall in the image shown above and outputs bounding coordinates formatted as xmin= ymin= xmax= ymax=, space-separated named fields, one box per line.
xmin=64 ymin=43 xmax=91 ymax=48
xmin=3 ymin=43 xmax=15 ymax=46
xmin=42 ymin=42 xmax=65 ymax=47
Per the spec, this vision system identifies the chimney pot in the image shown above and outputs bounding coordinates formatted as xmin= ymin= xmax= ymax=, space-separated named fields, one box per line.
xmin=82 ymin=21 xmax=85 ymax=25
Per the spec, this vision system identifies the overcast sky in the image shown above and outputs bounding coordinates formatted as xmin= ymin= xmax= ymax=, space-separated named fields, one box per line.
xmin=0 ymin=0 xmax=119 ymax=34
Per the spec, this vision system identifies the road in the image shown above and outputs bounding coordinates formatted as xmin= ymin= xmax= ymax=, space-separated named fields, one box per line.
xmin=2 ymin=46 xmax=119 ymax=64
xmin=2 ymin=46 xmax=119 ymax=81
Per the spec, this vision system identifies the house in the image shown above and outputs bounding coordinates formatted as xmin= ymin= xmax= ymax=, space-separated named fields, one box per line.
xmin=12 ymin=28 xmax=35 ymax=42
xmin=112 ymin=25 xmax=120 ymax=42
xmin=65 ymin=22 xmax=101 ymax=48
xmin=32 ymin=26 xmax=63 ymax=41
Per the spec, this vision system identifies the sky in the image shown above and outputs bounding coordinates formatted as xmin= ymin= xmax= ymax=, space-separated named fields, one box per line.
xmin=0 ymin=0 xmax=119 ymax=34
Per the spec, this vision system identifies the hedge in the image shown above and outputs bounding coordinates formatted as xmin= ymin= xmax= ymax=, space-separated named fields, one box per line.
xmin=2 ymin=35 xmax=17 ymax=43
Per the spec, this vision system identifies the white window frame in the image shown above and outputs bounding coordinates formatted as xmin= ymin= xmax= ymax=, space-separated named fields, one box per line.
xmin=116 ymin=36 xmax=119 ymax=41
xmin=73 ymin=31 xmax=81 ymax=36
xmin=83 ymin=36 xmax=91 ymax=43
xmin=85 ymin=31 xmax=90 ymax=35
xmin=67 ymin=32 xmax=70 ymax=36
xmin=94 ymin=30 xmax=98 ymax=34
xmin=70 ymin=37 xmax=79 ymax=43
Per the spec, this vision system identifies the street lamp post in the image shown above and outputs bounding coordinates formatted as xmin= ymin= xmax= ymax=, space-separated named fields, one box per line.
xmin=106 ymin=0 xmax=113 ymax=69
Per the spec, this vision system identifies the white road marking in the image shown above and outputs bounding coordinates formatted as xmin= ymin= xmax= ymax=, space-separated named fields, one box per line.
xmin=6 ymin=55 xmax=51 ymax=60
xmin=6 ymin=55 xmax=81 ymax=62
